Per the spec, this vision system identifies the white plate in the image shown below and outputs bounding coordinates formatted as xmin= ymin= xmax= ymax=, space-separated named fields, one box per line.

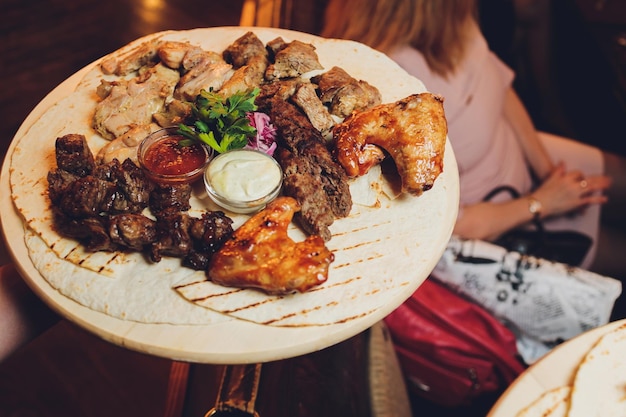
xmin=487 ymin=319 xmax=626 ymax=417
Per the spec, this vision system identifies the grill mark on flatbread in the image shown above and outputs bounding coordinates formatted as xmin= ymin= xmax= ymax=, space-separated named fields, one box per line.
xmin=310 ymin=275 xmax=362 ymax=289
xmin=267 ymin=310 xmax=378 ymax=327
xmin=341 ymin=239 xmax=382 ymax=251
xmin=330 ymin=218 xmax=392 ymax=239
xmin=173 ymin=271 xmax=402 ymax=326
xmin=331 ymin=250 xmax=385 ymax=269
xmin=263 ymin=302 xmax=329 ymax=326
xmin=515 ymin=386 xmax=571 ymax=417
xmin=262 ymin=302 xmax=377 ymax=326
xmin=222 ymin=297 xmax=282 ymax=314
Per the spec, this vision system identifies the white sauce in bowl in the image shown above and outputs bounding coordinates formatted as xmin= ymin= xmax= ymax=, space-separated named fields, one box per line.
xmin=204 ymin=149 xmax=283 ymax=213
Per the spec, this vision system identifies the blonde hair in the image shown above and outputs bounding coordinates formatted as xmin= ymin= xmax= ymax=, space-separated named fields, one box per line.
xmin=321 ymin=0 xmax=477 ymax=77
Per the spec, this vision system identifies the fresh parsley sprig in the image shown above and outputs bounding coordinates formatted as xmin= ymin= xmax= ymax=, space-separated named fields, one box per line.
xmin=178 ymin=88 xmax=260 ymax=154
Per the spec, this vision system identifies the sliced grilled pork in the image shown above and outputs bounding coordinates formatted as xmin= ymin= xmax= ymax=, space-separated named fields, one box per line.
xmin=100 ymin=39 xmax=161 ymax=76
xmin=222 ymin=31 xmax=268 ymax=69
xmin=291 ymin=81 xmax=335 ymax=136
xmin=96 ymin=124 xmax=155 ymax=164
xmin=312 ymin=66 xmax=382 ymax=118
xmin=174 ymin=54 xmax=234 ymax=101
xmin=265 ymin=40 xmax=323 ymax=80
xmin=263 ymin=97 xmax=352 ymax=241
xmin=93 ymin=63 xmax=180 ymax=140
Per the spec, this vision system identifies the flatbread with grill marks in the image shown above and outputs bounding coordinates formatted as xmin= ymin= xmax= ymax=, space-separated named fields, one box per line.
xmin=9 ymin=27 xmax=458 ymax=326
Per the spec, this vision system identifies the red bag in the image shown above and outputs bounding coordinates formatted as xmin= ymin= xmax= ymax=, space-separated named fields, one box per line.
xmin=384 ymin=278 xmax=526 ymax=407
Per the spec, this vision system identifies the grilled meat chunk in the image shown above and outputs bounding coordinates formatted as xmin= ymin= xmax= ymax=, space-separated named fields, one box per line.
xmin=218 ymin=59 xmax=267 ymax=99
xmin=105 ymin=158 xmax=154 ymax=214
xmin=53 ymin=214 xmax=115 ymax=252
xmin=264 ymin=97 xmax=352 ymax=241
xmin=152 ymin=99 xmax=193 ymax=128
xmin=93 ymin=63 xmax=180 ymax=139
xmin=312 ymin=66 xmax=381 ymax=118
xmin=333 ymin=93 xmax=447 ymax=195
xmin=291 ymin=81 xmax=335 ymax=136
xmin=150 ymin=208 xmax=194 ymax=262
xmin=265 ymin=39 xmax=323 ymax=80
xmin=219 ymin=32 xmax=269 ymax=98
xmin=256 ymin=79 xmax=299 ymax=107
xmin=175 ymin=53 xmax=234 ymax=101
xmin=100 ymin=39 xmax=161 ymax=76
xmin=54 ymin=134 xmax=95 ymax=177
xmin=53 ymin=158 xmax=152 ymax=219
xmin=223 ymin=31 xmax=268 ymax=69
xmin=208 ymin=197 xmax=334 ymax=294
xmin=276 ymin=148 xmax=335 ymax=241
xmin=56 ymin=175 xmax=116 ymax=218
xmin=149 ymin=183 xmax=192 ymax=213
xmin=157 ymin=41 xmax=200 ymax=69
xmin=183 ymin=211 xmax=234 ymax=270
xmin=47 ymin=169 xmax=79 ymax=204
xmin=97 ymin=124 xmax=154 ymax=165
xmin=109 ymin=213 xmax=157 ymax=251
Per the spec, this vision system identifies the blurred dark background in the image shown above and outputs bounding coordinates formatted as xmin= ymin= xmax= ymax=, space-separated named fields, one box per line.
xmin=480 ymin=0 xmax=626 ymax=157
xmin=1 ymin=0 xmax=625 ymax=168
xmin=0 ymin=0 xmax=245 ymax=168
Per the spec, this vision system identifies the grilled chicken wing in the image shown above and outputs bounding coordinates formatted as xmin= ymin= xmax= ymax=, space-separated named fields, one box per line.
xmin=333 ymin=93 xmax=447 ymax=196
xmin=207 ymin=197 xmax=334 ymax=294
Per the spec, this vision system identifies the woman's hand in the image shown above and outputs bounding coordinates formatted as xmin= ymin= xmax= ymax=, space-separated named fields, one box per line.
xmin=532 ymin=162 xmax=611 ymax=218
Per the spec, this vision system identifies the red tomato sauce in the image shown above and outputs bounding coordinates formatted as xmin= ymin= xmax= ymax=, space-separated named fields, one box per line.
xmin=143 ymin=136 xmax=206 ymax=176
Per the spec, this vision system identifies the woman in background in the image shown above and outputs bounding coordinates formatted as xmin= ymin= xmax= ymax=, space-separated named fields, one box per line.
xmin=321 ymin=0 xmax=626 ymax=287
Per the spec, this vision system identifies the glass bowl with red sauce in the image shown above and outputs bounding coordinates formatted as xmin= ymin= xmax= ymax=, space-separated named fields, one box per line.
xmin=137 ymin=127 xmax=213 ymax=184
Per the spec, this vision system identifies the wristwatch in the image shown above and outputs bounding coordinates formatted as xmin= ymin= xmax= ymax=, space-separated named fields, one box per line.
xmin=527 ymin=196 xmax=542 ymax=221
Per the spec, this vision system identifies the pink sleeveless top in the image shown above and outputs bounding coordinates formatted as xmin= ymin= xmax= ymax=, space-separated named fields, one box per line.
xmin=389 ymin=21 xmax=602 ymax=268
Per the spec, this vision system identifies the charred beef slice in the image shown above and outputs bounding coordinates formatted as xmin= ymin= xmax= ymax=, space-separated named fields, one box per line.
xmin=54 ymin=133 xmax=95 ymax=177
xmin=261 ymin=95 xmax=352 ymax=241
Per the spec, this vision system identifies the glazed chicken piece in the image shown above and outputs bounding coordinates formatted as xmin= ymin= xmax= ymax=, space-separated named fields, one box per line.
xmin=207 ymin=197 xmax=334 ymax=295
xmin=333 ymin=93 xmax=447 ymax=196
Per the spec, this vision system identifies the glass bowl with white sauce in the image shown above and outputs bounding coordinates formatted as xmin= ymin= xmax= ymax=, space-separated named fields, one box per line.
xmin=203 ymin=149 xmax=283 ymax=214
